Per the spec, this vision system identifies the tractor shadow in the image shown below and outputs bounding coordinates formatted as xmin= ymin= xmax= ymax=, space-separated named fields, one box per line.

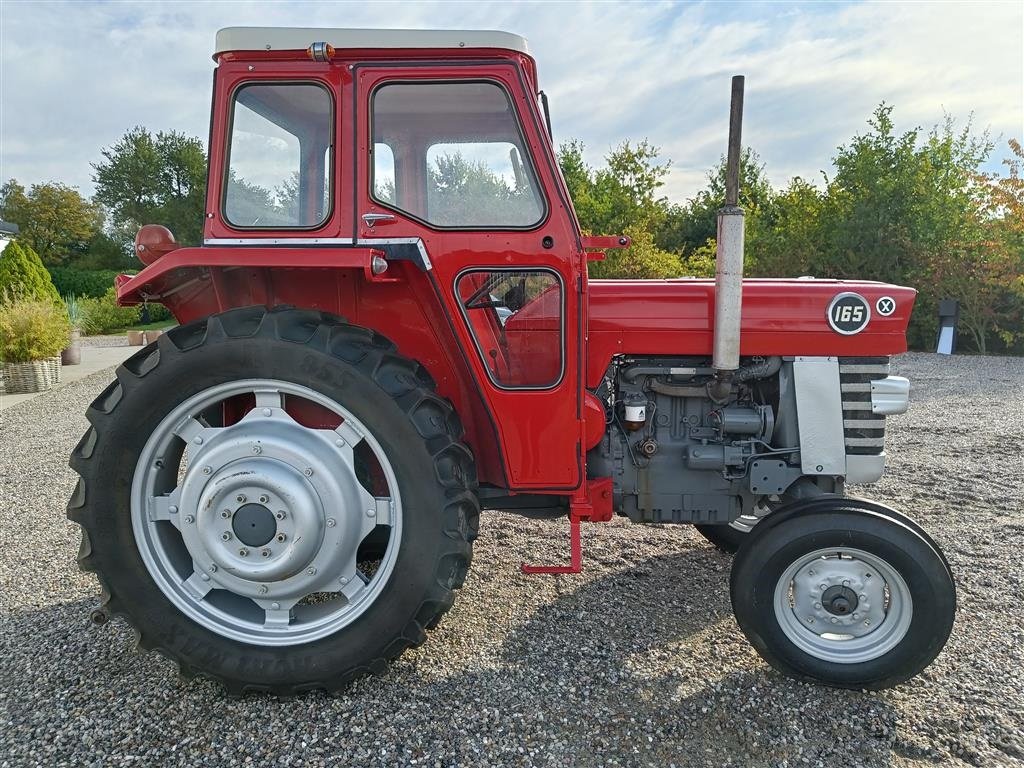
xmin=0 ymin=547 xmax=906 ymax=767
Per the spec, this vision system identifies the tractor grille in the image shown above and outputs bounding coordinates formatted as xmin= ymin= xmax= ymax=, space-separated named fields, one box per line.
xmin=838 ymin=357 xmax=890 ymax=455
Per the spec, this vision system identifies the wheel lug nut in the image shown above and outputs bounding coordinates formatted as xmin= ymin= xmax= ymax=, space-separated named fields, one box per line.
xmin=236 ymin=494 xmax=246 ymax=503
xmin=238 ymin=548 xmax=249 ymax=557
xmin=259 ymin=495 xmax=269 ymax=504
xmin=252 ymin=445 xmax=262 ymax=455
xmin=814 ymin=603 xmax=822 ymax=610
xmin=209 ymin=564 xmax=218 ymax=573
xmin=326 ymin=519 xmax=336 ymax=528
xmin=307 ymin=567 xmax=317 ymax=576
xmin=807 ymin=617 xmax=814 ymax=623
xmin=276 ymin=533 xmax=286 ymax=543
xmin=808 ymin=570 xmax=815 ymax=576
xmin=819 ymin=584 xmax=827 ymax=591
xmin=303 ymin=467 xmax=313 ymax=477
xmin=275 ymin=511 xmax=286 ymax=520
xmin=830 ymin=617 xmax=839 ymax=624
xmin=853 ymin=613 xmax=860 ymax=619
xmin=221 ymin=509 xmax=231 ymax=518
xmin=258 ymin=585 xmax=268 ymax=594
xmin=860 ymin=594 xmax=867 ymax=600
xmin=261 ymin=549 xmax=271 ymax=558
xmin=184 ymin=515 xmax=195 ymax=524
xmin=222 ymin=532 xmax=232 ymax=541
xmin=202 ymin=466 xmax=212 ymax=475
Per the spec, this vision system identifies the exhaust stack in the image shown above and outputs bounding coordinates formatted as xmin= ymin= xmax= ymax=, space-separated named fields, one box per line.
xmin=710 ymin=75 xmax=746 ymax=401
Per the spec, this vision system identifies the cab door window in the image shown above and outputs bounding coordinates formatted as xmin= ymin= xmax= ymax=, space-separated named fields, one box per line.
xmin=456 ymin=269 xmax=563 ymax=389
xmin=371 ymin=82 xmax=545 ymax=229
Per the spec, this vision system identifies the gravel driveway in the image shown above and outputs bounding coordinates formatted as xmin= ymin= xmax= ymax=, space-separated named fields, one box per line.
xmin=1 ymin=353 xmax=1022 ymax=767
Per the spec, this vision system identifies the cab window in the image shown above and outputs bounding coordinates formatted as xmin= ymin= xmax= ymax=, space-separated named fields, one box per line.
xmin=223 ymin=82 xmax=333 ymax=229
xmin=456 ymin=269 xmax=563 ymax=389
xmin=371 ymin=82 xmax=545 ymax=229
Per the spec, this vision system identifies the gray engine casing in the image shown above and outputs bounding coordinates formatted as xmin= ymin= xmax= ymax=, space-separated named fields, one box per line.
xmin=587 ymin=357 xmax=804 ymax=524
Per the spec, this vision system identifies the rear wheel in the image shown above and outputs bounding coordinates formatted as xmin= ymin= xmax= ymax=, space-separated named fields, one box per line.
xmin=68 ymin=306 xmax=479 ymax=694
xmin=730 ymin=497 xmax=955 ymax=689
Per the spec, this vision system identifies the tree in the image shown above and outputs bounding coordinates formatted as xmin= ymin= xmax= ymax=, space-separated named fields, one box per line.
xmin=558 ymin=140 xmax=671 ymax=236
xmin=93 ymin=127 xmax=207 ymax=246
xmin=0 ymin=179 xmax=104 ymax=264
xmin=656 ymin=147 xmax=775 ymax=258
xmin=0 ymin=240 xmax=61 ymax=304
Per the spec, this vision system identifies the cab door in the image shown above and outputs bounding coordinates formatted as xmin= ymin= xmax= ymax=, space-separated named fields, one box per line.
xmin=353 ymin=64 xmax=583 ymax=490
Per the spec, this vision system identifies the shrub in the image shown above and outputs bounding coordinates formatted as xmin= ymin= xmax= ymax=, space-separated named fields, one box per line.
xmin=0 ymin=241 xmax=61 ymax=304
xmin=142 ymin=301 xmax=173 ymax=323
xmin=0 ymin=298 xmax=71 ymax=362
xmin=47 ymin=267 xmax=132 ymax=298
xmin=80 ymin=287 xmax=140 ymax=335
xmin=63 ymin=293 xmax=84 ymax=330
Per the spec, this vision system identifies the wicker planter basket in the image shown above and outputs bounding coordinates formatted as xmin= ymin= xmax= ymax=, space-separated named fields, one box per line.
xmin=47 ymin=356 xmax=61 ymax=384
xmin=2 ymin=360 xmax=54 ymax=394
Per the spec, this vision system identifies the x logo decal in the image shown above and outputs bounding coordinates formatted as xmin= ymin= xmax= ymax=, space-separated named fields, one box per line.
xmin=876 ymin=297 xmax=896 ymax=316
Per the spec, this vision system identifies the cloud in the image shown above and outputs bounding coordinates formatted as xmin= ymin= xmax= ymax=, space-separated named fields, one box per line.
xmin=1 ymin=0 xmax=1020 ymax=207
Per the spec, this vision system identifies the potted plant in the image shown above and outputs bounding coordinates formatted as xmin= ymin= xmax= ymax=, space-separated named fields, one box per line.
xmin=62 ymin=293 xmax=83 ymax=365
xmin=0 ymin=298 xmax=71 ymax=394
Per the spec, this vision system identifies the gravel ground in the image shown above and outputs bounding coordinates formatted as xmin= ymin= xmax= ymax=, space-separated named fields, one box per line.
xmin=0 ymin=352 xmax=1022 ymax=767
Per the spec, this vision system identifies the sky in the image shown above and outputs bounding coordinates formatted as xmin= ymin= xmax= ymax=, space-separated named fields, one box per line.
xmin=1 ymin=0 xmax=1022 ymax=205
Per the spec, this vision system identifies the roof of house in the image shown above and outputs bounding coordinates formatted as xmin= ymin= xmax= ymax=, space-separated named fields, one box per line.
xmin=215 ymin=27 xmax=530 ymax=57
xmin=0 ymin=220 xmax=19 ymax=236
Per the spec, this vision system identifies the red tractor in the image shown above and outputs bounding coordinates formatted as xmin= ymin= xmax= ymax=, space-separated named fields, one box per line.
xmin=70 ymin=27 xmax=955 ymax=695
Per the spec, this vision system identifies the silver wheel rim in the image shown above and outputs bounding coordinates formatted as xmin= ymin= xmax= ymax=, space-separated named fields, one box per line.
xmin=131 ymin=379 xmax=402 ymax=646
xmin=773 ymin=546 xmax=912 ymax=664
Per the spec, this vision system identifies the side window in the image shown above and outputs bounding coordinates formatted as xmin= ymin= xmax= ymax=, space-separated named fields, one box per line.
xmin=224 ymin=82 xmax=333 ymax=229
xmin=371 ymin=82 xmax=545 ymax=229
xmin=456 ymin=270 xmax=563 ymax=389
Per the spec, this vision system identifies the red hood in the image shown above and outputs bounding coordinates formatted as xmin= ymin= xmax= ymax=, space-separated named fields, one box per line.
xmin=585 ymin=277 xmax=916 ymax=387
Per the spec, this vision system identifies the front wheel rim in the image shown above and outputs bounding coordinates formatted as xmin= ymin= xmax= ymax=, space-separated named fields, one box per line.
xmin=773 ymin=546 xmax=913 ymax=664
xmin=131 ymin=379 xmax=403 ymax=647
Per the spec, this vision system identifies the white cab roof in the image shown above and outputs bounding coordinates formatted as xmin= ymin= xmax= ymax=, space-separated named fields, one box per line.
xmin=215 ymin=27 xmax=529 ymax=56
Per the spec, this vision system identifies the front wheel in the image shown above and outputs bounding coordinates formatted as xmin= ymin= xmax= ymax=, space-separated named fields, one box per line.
xmin=730 ymin=497 xmax=955 ymax=689
xmin=68 ymin=307 xmax=479 ymax=694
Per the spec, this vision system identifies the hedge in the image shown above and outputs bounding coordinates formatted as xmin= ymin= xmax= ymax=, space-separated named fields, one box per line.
xmin=48 ymin=267 xmax=135 ymax=299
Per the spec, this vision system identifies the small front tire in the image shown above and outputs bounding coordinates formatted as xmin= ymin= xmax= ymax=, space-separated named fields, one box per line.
xmin=730 ymin=497 xmax=955 ymax=689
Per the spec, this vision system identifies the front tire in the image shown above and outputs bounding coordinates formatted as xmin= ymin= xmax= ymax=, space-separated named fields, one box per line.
xmin=730 ymin=497 xmax=955 ymax=689
xmin=68 ymin=306 xmax=479 ymax=694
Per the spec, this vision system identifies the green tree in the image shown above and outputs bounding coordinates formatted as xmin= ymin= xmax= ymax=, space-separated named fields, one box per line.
xmin=656 ymin=147 xmax=775 ymax=258
xmin=0 ymin=240 xmax=61 ymax=304
xmin=0 ymin=179 xmax=104 ymax=264
xmin=558 ymin=140 xmax=670 ymax=236
xmin=93 ymin=127 xmax=207 ymax=246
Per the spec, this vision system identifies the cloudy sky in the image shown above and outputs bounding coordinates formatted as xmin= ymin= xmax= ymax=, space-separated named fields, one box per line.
xmin=1 ymin=1 xmax=1021 ymax=204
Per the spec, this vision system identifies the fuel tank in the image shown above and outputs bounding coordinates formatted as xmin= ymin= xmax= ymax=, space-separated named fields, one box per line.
xmin=586 ymin=278 xmax=915 ymax=388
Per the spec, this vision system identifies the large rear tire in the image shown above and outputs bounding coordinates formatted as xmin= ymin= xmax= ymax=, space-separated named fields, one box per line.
xmin=68 ymin=306 xmax=479 ymax=694
xmin=730 ymin=497 xmax=955 ymax=689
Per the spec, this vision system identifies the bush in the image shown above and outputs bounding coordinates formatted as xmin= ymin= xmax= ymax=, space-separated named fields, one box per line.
xmin=0 ymin=298 xmax=71 ymax=362
xmin=47 ymin=267 xmax=132 ymax=298
xmin=80 ymin=287 xmax=140 ymax=335
xmin=0 ymin=241 xmax=61 ymax=304
xmin=141 ymin=301 xmax=173 ymax=323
